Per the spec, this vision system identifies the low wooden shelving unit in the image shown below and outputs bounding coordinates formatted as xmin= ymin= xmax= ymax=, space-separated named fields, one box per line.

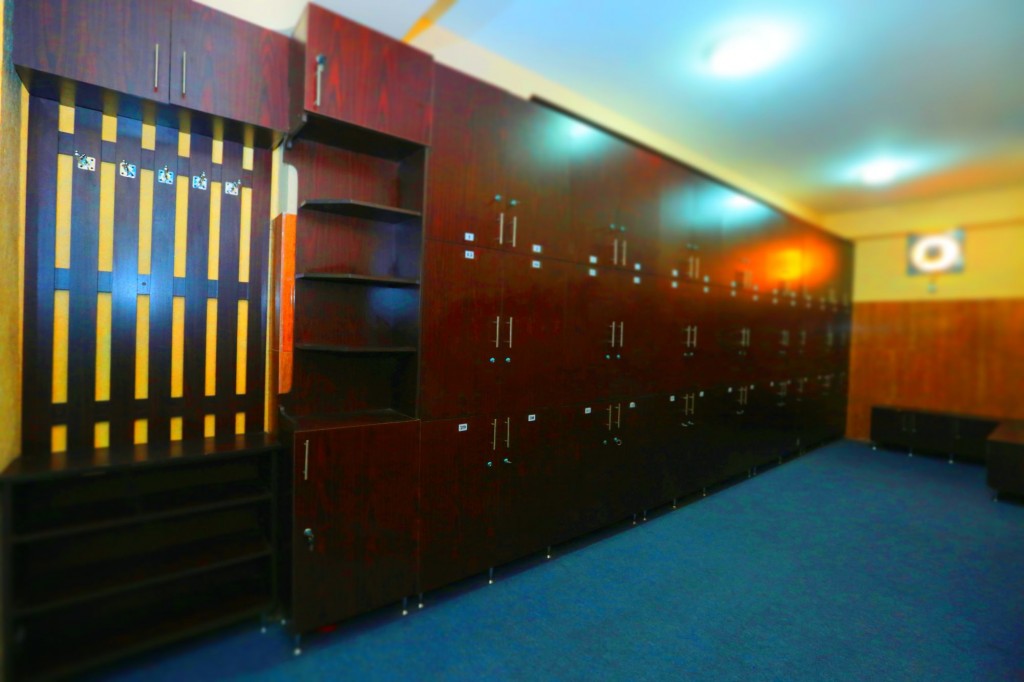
xmin=1 ymin=434 xmax=280 ymax=681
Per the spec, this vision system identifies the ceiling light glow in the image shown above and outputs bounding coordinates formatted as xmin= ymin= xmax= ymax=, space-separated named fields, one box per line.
xmin=726 ymin=194 xmax=756 ymax=209
xmin=859 ymin=159 xmax=903 ymax=185
xmin=708 ymin=28 xmax=793 ymax=77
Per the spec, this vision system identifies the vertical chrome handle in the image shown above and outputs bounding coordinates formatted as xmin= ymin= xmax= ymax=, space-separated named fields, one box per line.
xmin=303 ymin=440 xmax=310 ymax=481
xmin=694 ymin=256 xmax=700 ymax=279
xmin=181 ymin=51 xmax=187 ymax=96
xmin=507 ymin=317 xmax=513 ymax=348
xmin=618 ymin=321 xmax=624 ymax=348
xmin=616 ymin=403 xmax=622 ymax=429
xmin=613 ymin=238 xmax=619 ymax=266
xmin=606 ymin=405 xmax=614 ymax=431
xmin=609 ymin=322 xmax=617 ymax=348
xmin=511 ymin=216 xmax=518 ymax=247
xmin=492 ymin=419 xmax=498 ymax=450
xmin=693 ymin=325 xmax=698 ymax=347
xmin=505 ymin=417 xmax=511 ymax=448
xmin=498 ymin=212 xmax=505 ymax=245
xmin=494 ymin=316 xmax=501 ymax=348
xmin=622 ymin=240 xmax=628 ymax=265
xmin=154 ymin=44 xmax=160 ymax=90
xmin=315 ymin=54 xmax=326 ymax=107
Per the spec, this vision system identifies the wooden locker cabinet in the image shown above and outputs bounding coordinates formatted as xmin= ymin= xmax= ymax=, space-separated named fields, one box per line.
xmin=427 ymin=66 xmax=575 ymax=260
xmin=290 ymin=419 xmax=419 ymax=633
xmin=419 ymin=242 xmax=572 ymax=419
xmin=169 ymin=0 xmax=290 ymax=131
xmin=658 ymin=164 xmax=727 ymax=284
xmin=14 ymin=0 xmax=173 ymax=102
xmin=15 ymin=0 xmax=290 ymax=135
xmin=293 ymin=3 xmax=434 ymax=144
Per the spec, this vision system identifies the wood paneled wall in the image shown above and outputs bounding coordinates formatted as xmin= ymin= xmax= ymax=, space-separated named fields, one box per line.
xmin=847 ymin=299 xmax=1024 ymax=440
xmin=22 ymin=97 xmax=271 ymax=456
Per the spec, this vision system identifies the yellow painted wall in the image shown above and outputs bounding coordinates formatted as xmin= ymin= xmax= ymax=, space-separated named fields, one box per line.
xmin=824 ymin=184 xmax=1024 ymax=302
xmin=0 ymin=0 xmax=24 ymax=471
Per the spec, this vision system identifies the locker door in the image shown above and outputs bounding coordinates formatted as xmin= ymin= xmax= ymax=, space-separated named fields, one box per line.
xmin=418 ymin=417 xmax=499 ymax=593
xmin=633 ymin=394 xmax=680 ymax=511
xmin=715 ymin=286 xmax=756 ymax=380
xmin=666 ymin=280 xmax=721 ymax=389
xmin=615 ymin=147 xmax=662 ymax=272
xmin=545 ymin=404 xmax=591 ymax=547
xmin=658 ymin=163 xmax=726 ymax=283
xmin=500 ymin=254 xmax=571 ymax=411
xmin=615 ymin=272 xmax=662 ymax=397
xmin=569 ymin=128 xmax=627 ymax=268
xmin=291 ymin=422 xmax=419 ymax=632
xmin=573 ymin=401 xmax=622 ymax=533
xmin=564 ymin=266 xmax=618 ymax=403
xmin=420 ymin=242 xmax=503 ymax=419
xmin=494 ymin=408 xmax=563 ymax=565
xmin=504 ymin=97 xmax=576 ymax=261
xmin=428 ymin=66 xmax=509 ymax=246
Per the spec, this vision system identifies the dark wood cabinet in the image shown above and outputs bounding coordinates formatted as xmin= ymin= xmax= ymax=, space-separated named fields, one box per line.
xmin=870 ymin=406 xmax=998 ymax=463
xmin=290 ymin=419 xmax=419 ymax=632
xmin=170 ymin=1 xmax=290 ymax=131
xmin=15 ymin=0 xmax=291 ymax=139
xmin=419 ymin=242 xmax=571 ymax=419
xmin=14 ymin=0 xmax=172 ymax=102
xmin=658 ymin=164 xmax=727 ymax=284
xmin=427 ymin=66 xmax=575 ymax=260
xmin=292 ymin=3 xmax=433 ymax=144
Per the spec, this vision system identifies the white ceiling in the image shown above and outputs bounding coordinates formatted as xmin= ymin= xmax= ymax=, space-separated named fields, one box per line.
xmin=201 ymin=0 xmax=1024 ymax=216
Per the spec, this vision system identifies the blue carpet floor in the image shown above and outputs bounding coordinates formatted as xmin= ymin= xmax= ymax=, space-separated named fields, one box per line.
xmin=88 ymin=441 xmax=1024 ymax=681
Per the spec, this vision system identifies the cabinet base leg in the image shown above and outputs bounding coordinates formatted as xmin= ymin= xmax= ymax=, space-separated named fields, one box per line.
xmin=488 ymin=567 xmax=494 ymax=585
xmin=418 ymin=593 xmax=425 ymax=610
xmin=402 ymin=597 xmax=409 ymax=616
xmin=702 ymin=487 xmax=707 ymax=498
xmin=632 ymin=513 xmax=637 ymax=526
xmin=642 ymin=510 xmax=647 ymax=522
xmin=948 ymin=457 xmax=954 ymax=465
xmin=546 ymin=546 xmax=552 ymax=560
xmin=293 ymin=634 xmax=302 ymax=657
xmin=672 ymin=498 xmax=677 ymax=509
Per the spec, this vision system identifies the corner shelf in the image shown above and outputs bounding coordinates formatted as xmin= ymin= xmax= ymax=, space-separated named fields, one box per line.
xmin=280 ymin=409 xmax=417 ymax=433
xmin=289 ymin=111 xmax=424 ymax=160
xmin=296 ymin=272 xmax=420 ymax=288
xmin=300 ymin=199 xmax=422 ymax=224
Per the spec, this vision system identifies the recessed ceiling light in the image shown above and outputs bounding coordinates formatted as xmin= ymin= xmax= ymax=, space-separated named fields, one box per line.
xmin=859 ymin=160 xmax=902 ymax=185
xmin=708 ymin=28 xmax=793 ymax=77
xmin=726 ymin=194 xmax=756 ymax=209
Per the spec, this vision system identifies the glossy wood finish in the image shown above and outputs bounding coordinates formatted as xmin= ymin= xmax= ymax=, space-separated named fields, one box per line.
xmin=847 ymin=300 xmax=1024 ymax=441
xmin=295 ymin=4 xmax=433 ymax=144
xmin=14 ymin=0 xmax=172 ymax=102
xmin=170 ymin=0 xmax=290 ymax=131
xmin=291 ymin=420 xmax=418 ymax=631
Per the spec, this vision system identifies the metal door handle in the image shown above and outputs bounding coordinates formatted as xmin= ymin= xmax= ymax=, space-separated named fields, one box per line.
xmin=494 ymin=316 xmax=501 ymax=348
xmin=303 ymin=440 xmax=310 ymax=481
xmin=622 ymin=240 xmax=628 ymax=265
xmin=315 ymin=54 xmax=326 ymax=107
xmin=498 ymin=212 xmax=505 ymax=245
xmin=694 ymin=256 xmax=700 ymax=278
xmin=154 ymin=44 xmax=160 ymax=90
xmin=607 ymin=405 xmax=614 ymax=431
xmin=613 ymin=238 xmax=619 ymax=266
xmin=505 ymin=417 xmax=511 ymax=448
xmin=610 ymin=321 xmax=617 ymax=348
xmin=181 ymin=51 xmax=187 ymax=96
xmin=511 ymin=216 xmax=518 ymax=247
xmin=693 ymin=325 xmax=698 ymax=346
xmin=507 ymin=317 xmax=513 ymax=348
xmin=492 ymin=419 xmax=498 ymax=450
xmin=619 ymin=321 xmax=624 ymax=348
xmin=304 ymin=528 xmax=315 ymax=551
xmin=616 ymin=403 xmax=622 ymax=429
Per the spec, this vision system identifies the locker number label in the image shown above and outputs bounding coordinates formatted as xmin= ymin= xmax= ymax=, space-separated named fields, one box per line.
xmin=670 ymin=395 xmax=676 ymax=402
xmin=532 ymin=244 xmax=543 ymax=253
xmin=584 ymin=407 xmax=592 ymax=414
xmin=532 ymin=260 xmax=542 ymax=269
xmin=464 ymin=232 xmax=475 ymax=242
xmin=458 ymin=423 xmax=469 ymax=432
xmin=528 ymin=414 xmax=536 ymax=422
xmin=629 ymin=402 xmax=636 ymax=408
xmin=633 ymin=276 xmax=641 ymax=284
xmin=672 ymin=281 xmax=678 ymax=289
xmin=634 ymin=263 xmax=642 ymax=271
xmin=672 ymin=269 xmax=679 ymax=278
xmin=589 ymin=255 xmax=598 ymax=264
xmin=588 ymin=268 xmax=597 ymax=277
xmin=464 ymin=250 xmax=475 ymax=260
